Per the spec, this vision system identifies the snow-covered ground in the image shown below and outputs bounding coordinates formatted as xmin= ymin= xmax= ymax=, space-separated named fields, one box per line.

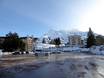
xmin=34 ymin=44 xmax=104 ymax=56
xmin=90 ymin=46 xmax=104 ymax=55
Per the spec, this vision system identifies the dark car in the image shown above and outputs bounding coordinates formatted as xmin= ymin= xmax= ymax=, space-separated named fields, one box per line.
xmin=12 ymin=51 xmax=20 ymax=55
xmin=26 ymin=51 xmax=29 ymax=54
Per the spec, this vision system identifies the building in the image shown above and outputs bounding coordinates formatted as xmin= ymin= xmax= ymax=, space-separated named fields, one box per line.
xmin=20 ymin=36 xmax=33 ymax=52
xmin=20 ymin=36 xmax=38 ymax=52
xmin=68 ymin=35 xmax=82 ymax=47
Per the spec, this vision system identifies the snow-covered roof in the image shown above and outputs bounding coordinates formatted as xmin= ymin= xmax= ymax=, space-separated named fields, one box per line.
xmin=36 ymin=43 xmax=55 ymax=49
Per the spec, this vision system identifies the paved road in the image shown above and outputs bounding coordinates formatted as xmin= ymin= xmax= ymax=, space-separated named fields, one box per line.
xmin=0 ymin=53 xmax=104 ymax=78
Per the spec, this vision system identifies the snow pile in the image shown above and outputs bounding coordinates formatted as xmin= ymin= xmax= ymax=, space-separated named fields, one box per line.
xmin=62 ymin=47 xmax=80 ymax=52
xmin=90 ymin=45 xmax=104 ymax=55
xmin=80 ymin=48 xmax=89 ymax=52
xmin=35 ymin=43 xmax=55 ymax=50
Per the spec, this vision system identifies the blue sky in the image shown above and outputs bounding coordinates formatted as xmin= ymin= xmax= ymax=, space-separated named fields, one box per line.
xmin=0 ymin=0 xmax=104 ymax=37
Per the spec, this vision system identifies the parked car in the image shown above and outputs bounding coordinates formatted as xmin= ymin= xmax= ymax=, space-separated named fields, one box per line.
xmin=34 ymin=51 xmax=51 ymax=56
xmin=52 ymin=51 xmax=61 ymax=54
xmin=12 ymin=51 xmax=20 ymax=55
xmin=26 ymin=51 xmax=29 ymax=54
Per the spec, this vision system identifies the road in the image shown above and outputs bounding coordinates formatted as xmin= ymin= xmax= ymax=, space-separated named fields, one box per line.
xmin=0 ymin=52 xmax=104 ymax=78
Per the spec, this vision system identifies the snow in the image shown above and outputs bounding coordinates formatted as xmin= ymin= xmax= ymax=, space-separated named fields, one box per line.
xmin=43 ymin=29 xmax=88 ymax=43
xmin=90 ymin=46 xmax=104 ymax=55
xmin=80 ymin=48 xmax=89 ymax=52
xmin=35 ymin=44 xmax=82 ymax=53
xmin=62 ymin=47 xmax=81 ymax=52
xmin=35 ymin=43 xmax=55 ymax=50
xmin=0 ymin=49 xmax=2 ymax=56
xmin=35 ymin=38 xmax=104 ymax=56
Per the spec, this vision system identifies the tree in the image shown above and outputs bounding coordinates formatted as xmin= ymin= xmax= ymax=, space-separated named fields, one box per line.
xmin=54 ymin=38 xmax=61 ymax=47
xmin=96 ymin=35 xmax=104 ymax=45
xmin=2 ymin=32 xmax=25 ymax=52
xmin=18 ymin=39 xmax=25 ymax=52
xmin=42 ymin=38 xmax=46 ymax=43
xmin=49 ymin=39 xmax=55 ymax=44
xmin=87 ymin=28 xmax=95 ymax=48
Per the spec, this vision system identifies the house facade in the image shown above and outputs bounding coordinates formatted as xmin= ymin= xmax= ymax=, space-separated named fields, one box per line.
xmin=68 ymin=35 xmax=82 ymax=47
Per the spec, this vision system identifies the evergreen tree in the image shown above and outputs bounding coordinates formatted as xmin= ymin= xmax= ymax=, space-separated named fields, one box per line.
xmin=49 ymin=39 xmax=55 ymax=44
xmin=42 ymin=38 xmax=46 ymax=43
xmin=87 ymin=28 xmax=95 ymax=48
xmin=54 ymin=38 xmax=61 ymax=47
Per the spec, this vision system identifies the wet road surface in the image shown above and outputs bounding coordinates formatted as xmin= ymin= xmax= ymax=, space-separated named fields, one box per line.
xmin=0 ymin=53 xmax=104 ymax=78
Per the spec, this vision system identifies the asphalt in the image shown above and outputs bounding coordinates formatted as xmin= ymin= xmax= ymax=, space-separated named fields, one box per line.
xmin=0 ymin=52 xmax=104 ymax=78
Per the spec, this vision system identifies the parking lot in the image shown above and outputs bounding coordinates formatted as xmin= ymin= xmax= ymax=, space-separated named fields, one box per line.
xmin=0 ymin=52 xmax=104 ymax=78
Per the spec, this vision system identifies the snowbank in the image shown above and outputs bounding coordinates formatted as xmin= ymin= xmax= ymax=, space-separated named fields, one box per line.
xmin=90 ymin=46 xmax=104 ymax=55
xmin=0 ymin=49 xmax=2 ymax=56
xmin=80 ymin=48 xmax=89 ymax=52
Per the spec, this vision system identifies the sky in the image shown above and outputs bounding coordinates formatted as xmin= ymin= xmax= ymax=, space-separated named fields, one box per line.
xmin=0 ymin=0 xmax=104 ymax=37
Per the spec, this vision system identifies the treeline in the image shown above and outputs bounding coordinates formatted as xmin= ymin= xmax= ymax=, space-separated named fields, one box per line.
xmin=49 ymin=38 xmax=61 ymax=47
xmin=0 ymin=32 xmax=25 ymax=52
xmin=42 ymin=37 xmax=61 ymax=47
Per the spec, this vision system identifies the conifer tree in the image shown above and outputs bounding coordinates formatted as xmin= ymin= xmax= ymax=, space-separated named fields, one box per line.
xmin=54 ymin=37 xmax=61 ymax=47
xmin=87 ymin=28 xmax=95 ymax=48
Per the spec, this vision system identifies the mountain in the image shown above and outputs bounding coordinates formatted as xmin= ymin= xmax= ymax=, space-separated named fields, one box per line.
xmin=42 ymin=29 xmax=88 ymax=44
